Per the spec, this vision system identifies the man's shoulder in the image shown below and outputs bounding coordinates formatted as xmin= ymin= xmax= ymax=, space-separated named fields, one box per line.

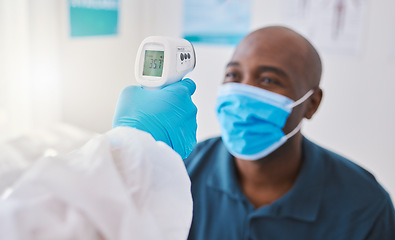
xmin=307 ymin=139 xmax=375 ymax=181
xmin=305 ymin=138 xmax=391 ymax=208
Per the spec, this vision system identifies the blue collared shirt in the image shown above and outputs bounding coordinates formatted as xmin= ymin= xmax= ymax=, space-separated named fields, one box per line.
xmin=185 ymin=137 xmax=395 ymax=240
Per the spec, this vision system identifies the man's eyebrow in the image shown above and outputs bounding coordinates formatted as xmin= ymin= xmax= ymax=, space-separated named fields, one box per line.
xmin=225 ymin=63 xmax=288 ymax=78
xmin=258 ymin=66 xmax=288 ymax=77
xmin=226 ymin=62 xmax=240 ymax=68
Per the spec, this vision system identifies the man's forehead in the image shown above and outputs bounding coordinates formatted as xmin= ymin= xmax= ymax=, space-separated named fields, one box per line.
xmin=231 ymin=33 xmax=306 ymax=74
xmin=235 ymin=26 xmax=322 ymax=88
xmin=234 ymin=28 xmax=308 ymax=59
xmin=229 ymin=28 xmax=315 ymax=93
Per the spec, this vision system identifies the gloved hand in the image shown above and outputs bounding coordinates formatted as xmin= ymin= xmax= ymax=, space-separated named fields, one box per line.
xmin=112 ymin=79 xmax=197 ymax=159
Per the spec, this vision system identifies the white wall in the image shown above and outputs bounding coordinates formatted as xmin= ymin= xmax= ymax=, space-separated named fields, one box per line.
xmin=58 ymin=0 xmax=395 ymax=198
xmin=59 ymin=0 xmax=143 ymax=132
xmin=0 ymin=0 xmax=32 ymax=140
xmin=0 ymin=0 xmax=62 ymax=141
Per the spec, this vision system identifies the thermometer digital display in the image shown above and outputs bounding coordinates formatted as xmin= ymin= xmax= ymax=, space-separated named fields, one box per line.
xmin=135 ymin=36 xmax=196 ymax=89
xmin=142 ymin=50 xmax=164 ymax=77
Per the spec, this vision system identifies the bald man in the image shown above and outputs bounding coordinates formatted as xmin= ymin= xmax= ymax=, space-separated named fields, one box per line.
xmin=185 ymin=26 xmax=395 ymax=240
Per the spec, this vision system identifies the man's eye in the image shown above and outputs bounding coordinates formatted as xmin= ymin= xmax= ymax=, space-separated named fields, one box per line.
xmin=225 ymin=73 xmax=238 ymax=78
xmin=260 ymin=77 xmax=273 ymax=84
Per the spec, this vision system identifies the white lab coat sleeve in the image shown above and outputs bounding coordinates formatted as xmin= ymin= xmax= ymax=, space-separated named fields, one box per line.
xmin=0 ymin=127 xmax=193 ymax=240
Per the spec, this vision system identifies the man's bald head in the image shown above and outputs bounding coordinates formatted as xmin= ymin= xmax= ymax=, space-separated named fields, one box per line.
xmin=226 ymin=26 xmax=324 ymax=132
xmin=234 ymin=26 xmax=322 ymax=91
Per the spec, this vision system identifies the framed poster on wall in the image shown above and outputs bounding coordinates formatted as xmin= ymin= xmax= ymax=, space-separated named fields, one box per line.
xmin=183 ymin=0 xmax=251 ymax=45
xmin=69 ymin=0 xmax=119 ymax=37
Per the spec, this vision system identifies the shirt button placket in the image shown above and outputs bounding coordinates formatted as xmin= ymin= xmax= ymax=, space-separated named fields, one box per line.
xmin=243 ymin=214 xmax=255 ymax=240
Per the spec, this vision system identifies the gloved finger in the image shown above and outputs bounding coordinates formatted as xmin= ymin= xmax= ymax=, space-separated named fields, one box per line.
xmin=165 ymin=78 xmax=196 ymax=96
xmin=180 ymin=78 xmax=196 ymax=95
xmin=119 ymin=85 xmax=142 ymax=98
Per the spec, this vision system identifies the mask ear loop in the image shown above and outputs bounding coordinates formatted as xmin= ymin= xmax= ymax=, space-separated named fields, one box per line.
xmin=285 ymin=121 xmax=303 ymax=139
xmin=286 ymin=89 xmax=314 ymax=109
xmin=284 ymin=89 xmax=314 ymax=139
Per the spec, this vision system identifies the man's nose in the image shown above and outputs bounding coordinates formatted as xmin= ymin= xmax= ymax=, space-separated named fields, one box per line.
xmin=240 ymin=73 xmax=259 ymax=88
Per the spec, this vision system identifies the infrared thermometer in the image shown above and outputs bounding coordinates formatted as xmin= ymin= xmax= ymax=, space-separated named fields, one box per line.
xmin=135 ymin=36 xmax=196 ymax=89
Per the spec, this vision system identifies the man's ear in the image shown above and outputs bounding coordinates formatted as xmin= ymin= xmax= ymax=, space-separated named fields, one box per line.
xmin=305 ymin=88 xmax=323 ymax=119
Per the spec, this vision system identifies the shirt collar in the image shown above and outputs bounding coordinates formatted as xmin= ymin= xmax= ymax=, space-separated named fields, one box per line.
xmin=206 ymin=137 xmax=326 ymax=222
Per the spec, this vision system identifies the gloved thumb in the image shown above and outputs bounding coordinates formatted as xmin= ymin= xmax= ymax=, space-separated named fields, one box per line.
xmin=165 ymin=78 xmax=196 ymax=96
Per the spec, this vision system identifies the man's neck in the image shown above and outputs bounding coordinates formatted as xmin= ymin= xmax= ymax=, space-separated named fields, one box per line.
xmin=234 ymin=134 xmax=304 ymax=209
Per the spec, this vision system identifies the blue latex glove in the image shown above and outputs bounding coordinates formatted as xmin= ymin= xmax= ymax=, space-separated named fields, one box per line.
xmin=112 ymin=79 xmax=197 ymax=159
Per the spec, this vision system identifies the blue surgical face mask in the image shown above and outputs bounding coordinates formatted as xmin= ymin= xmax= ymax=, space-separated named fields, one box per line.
xmin=216 ymin=83 xmax=313 ymax=161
